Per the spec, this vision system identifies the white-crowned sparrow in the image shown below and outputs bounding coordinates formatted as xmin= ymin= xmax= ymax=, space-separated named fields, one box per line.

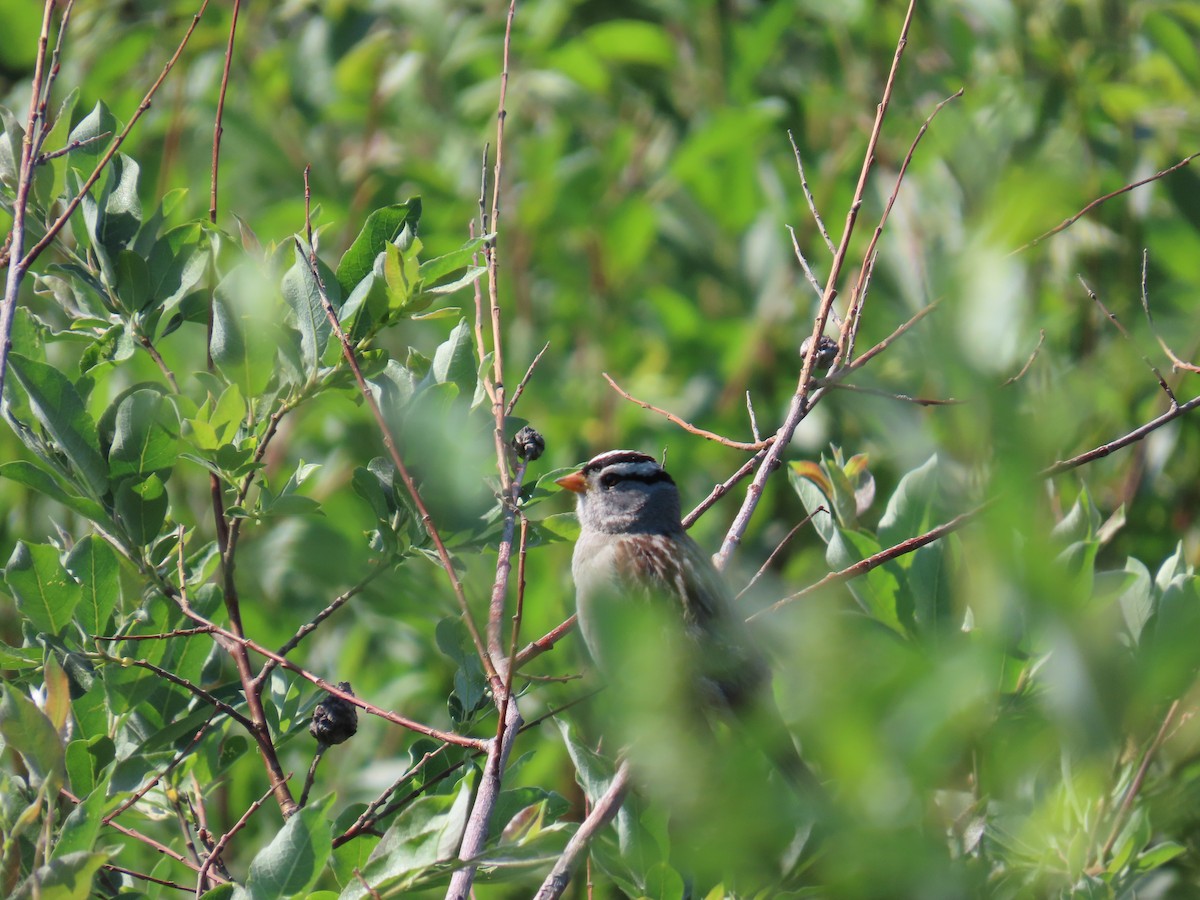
xmin=556 ymin=449 xmax=820 ymax=794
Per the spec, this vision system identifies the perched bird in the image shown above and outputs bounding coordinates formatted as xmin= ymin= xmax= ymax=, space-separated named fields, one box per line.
xmin=556 ymin=449 xmax=821 ymax=797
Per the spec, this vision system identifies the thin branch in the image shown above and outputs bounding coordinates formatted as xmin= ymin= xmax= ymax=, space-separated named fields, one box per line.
xmin=1078 ymin=275 xmax=1176 ymax=404
xmin=788 ymin=129 xmax=835 ymax=256
xmin=60 ymin=788 xmax=226 ymax=882
xmin=841 ymin=299 xmax=939 ymax=372
xmin=786 ymin=223 xmax=824 ymax=300
xmin=513 ymin=614 xmax=577 ymax=668
xmin=89 ymin=651 xmax=255 ymax=732
xmin=102 ymin=864 xmax=193 ymax=894
xmin=506 ymin=342 xmax=550 ymax=416
xmin=255 ymin=564 xmax=387 ymax=687
xmin=683 ymin=451 xmax=765 ymax=530
xmin=194 ymin=781 xmax=278 ymax=897
xmin=19 ymin=0 xmax=212 ymax=270
xmin=293 ymin=223 xmax=498 ymax=690
xmin=753 ymin=502 xmax=990 ymax=619
xmin=1003 ymin=329 xmax=1046 ymax=386
xmin=36 ymin=130 xmax=109 ymax=163
xmin=603 ymin=373 xmax=772 ymax=450
xmin=209 ymin=0 xmax=242 ymax=224
xmin=534 ymin=760 xmax=632 ymax=900
xmin=841 ymin=88 xmax=963 ymax=364
xmin=299 ymin=744 xmax=327 ymax=809
xmin=171 ymin=592 xmax=486 ymax=749
xmin=447 ymin=8 xmax=522 ymax=896
xmin=105 ymin=711 xmax=219 ymax=823
xmin=1094 ymin=699 xmax=1182 ymax=871
xmin=1013 ymin=151 xmax=1200 ymax=254
xmin=0 ymin=0 xmax=60 ymax=399
xmin=336 ymin=746 xmax=450 ymax=845
xmin=735 ymin=507 xmax=827 ymax=601
xmin=1041 ymin=392 xmax=1200 ymax=477
xmin=830 ymin=382 xmax=964 ymax=406
xmin=715 ymin=0 xmax=918 ymax=570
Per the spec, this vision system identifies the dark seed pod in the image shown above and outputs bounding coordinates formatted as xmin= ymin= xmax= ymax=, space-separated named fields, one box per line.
xmin=309 ymin=682 xmax=358 ymax=746
xmin=800 ymin=334 xmax=838 ymax=370
xmin=511 ymin=425 xmax=545 ymax=461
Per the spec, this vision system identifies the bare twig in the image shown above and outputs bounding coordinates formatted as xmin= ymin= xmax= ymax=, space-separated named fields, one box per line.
xmin=89 ymin=651 xmax=255 ymax=732
xmin=1095 ymin=699 xmax=1181 ymax=867
xmin=506 ymin=342 xmax=551 ymax=415
xmin=299 ymin=744 xmax=327 ymax=809
xmin=255 ymin=564 xmax=387 ymax=686
xmin=841 ymin=299 xmax=939 ymax=373
xmin=1078 ymin=275 xmax=1176 ymax=404
xmin=1013 ymin=151 xmax=1200 ymax=254
xmin=841 ymin=88 xmax=963 ymax=363
xmin=294 ymin=218 xmax=498 ymax=690
xmin=0 ymin=0 xmax=59 ymax=398
xmin=603 ymin=373 xmax=771 ymax=451
xmin=534 ymin=760 xmax=632 ymax=900
xmin=210 ymin=0 xmax=242 ymax=223
xmin=735 ymin=507 xmax=827 ymax=601
xmin=786 ymin=223 xmax=825 ymax=300
xmin=102 ymin=864 xmax=193 ymax=894
xmin=105 ymin=712 xmax=218 ymax=823
xmin=830 ymin=382 xmax=964 ymax=406
xmin=19 ymin=1 xmax=212 ymax=270
xmin=513 ymin=614 xmax=578 ymax=668
xmin=1042 ymin=392 xmax=1200 ymax=477
xmin=1003 ymin=329 xmax=1046 ymax=386
xmin=447 ymin=7 xmax=523 ymax=897
xmin=171 ymin=590 xmax=486 ymax=749
xmin=194 ymin=781 xmax=278 ymax=897
xmin=788 ymin=129 xmax=835 ymax=256
xmin=36 ymin=130 xmax=109 ymax=163
xmin=683 ymin=451 xmax=765 ymax=530
xmin=61 ymin=788 xmax=227 ymax=883
xmin=752 ymin=502 xmax=989 ymax=619
xmin=715 ymin=0 xmax=919 ymax=570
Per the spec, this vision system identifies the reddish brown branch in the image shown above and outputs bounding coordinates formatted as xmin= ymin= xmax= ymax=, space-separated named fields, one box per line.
xmin=1013 ymin=151 xmax=1200 ymax=253
xmin=603 ymin=373 xmax=772 ymax=451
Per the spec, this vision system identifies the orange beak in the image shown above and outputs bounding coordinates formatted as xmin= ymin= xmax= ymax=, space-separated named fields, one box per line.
xmin=555 ymin=471 xmax=587 ymax=494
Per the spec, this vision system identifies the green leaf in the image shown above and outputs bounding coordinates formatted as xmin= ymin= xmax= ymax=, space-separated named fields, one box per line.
xmin=67 ymin=101 xmax=115 ymax=160
xmin=383 ymin=241 xmax=423 ymax=314
xmin=435 ymin=617 xmax=488 ymax=723
xmin=335 ymin=199 xmax=422 ymax=295
xmin=114 ymin=248 xmax=151 ymax=312
xmin=106 ymin=388 xmax=181 ymax=479
xmin=10 ymin=849 xmax=111 ymax=900
xmin=4 ymin=542 xmax=82 ymax=636
xmin=64 ymin=536 xmax=120 ymax=636
xmin=347 ymin=775 xmax=473 ymax=897
xmin=282 ymin=241 xmax=338 ymax=376
xmin=417 ymin=236 xmax=488 ymax=285
xmin=52 ymin=774 xmax=111 ymax=859
xmin=113 ymin=473 xmax=169 ymax=545
xmin=0 ymin=683 xmax=66 ymax=787
xmin=877 ymin=455 xmax=940 ymax=548
xmin=100 ymin=153 xmax=143 ymax=253
xmin=0 ymin=461 xmax=107 ymax=521
xmin=6 ymin=353 xmax=109 ymax=498
xmin=244 ymin=794 xmax=336 ymax=900
xmin=1118 ymin=557 xmax=1153 ymax=644
xmin=211 ymin=263 xmax=279 ymax=397
xmin=430 ymin=319 xmax=476 ymax=392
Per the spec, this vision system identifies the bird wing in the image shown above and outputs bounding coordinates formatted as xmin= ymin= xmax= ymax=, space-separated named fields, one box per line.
xmin=609 ymin=532 xmax=767 ymax=710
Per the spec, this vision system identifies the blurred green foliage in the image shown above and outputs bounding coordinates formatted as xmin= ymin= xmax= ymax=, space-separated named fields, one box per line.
xmin=1 ymin=0 xmax=1200 ymax=897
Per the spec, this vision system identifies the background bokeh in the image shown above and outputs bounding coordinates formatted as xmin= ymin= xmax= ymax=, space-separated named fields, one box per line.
xmin=2 ymin=0 xmax=1199 ymax=896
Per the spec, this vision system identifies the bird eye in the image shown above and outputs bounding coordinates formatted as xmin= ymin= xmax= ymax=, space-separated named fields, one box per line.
xmin=599 ymin=472 xmax=620 ymax=489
